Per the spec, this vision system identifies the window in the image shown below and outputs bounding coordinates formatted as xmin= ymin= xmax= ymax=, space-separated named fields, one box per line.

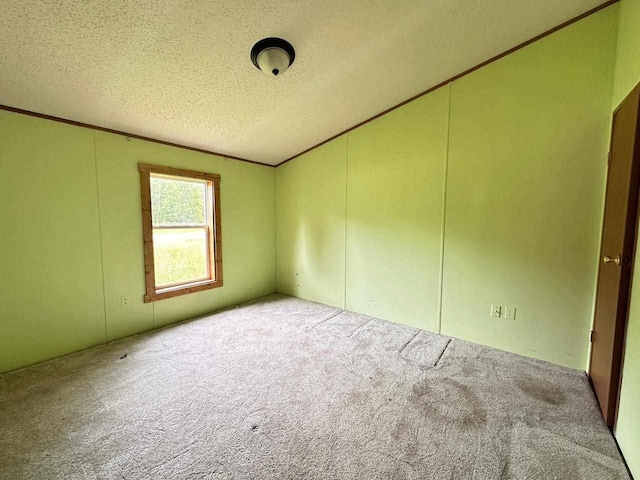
xmin=139 ymin=163 xmax=222 ymax=302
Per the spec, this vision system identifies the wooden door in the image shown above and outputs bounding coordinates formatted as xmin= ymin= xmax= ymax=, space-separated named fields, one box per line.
xmin=589 ymin=84 xmax=640 ymax=427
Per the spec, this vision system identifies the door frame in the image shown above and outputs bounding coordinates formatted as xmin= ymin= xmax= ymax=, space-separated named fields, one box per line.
xmin=589 ymin=83 xmax=640 ymax=428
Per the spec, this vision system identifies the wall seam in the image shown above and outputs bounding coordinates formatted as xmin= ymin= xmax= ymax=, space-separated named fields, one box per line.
xmin=274 ymin=167 xmax=279 ymax=294
xmin=344 ymin=135 xmax=349 ymax=310
xmin=92 ymin=131 xmax=109 ymax=342
xmin=436 ymin=83 xmax=453 ymax=335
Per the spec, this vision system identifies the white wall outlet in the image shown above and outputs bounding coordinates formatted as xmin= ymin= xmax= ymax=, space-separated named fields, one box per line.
xmin=121 ymin=296 xmax=130 ymax=308
xmin=504 ymin=306 xmax=516 ymax=320
xmin=490 ymin=305 xmax=502 ymax=318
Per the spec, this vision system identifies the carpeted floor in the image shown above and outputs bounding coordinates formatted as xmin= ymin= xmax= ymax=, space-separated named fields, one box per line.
xmin=0 ymin=294 xmax=631 ymax=479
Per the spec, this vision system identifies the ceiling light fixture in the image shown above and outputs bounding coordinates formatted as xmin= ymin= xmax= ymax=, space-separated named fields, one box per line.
xmin=250 ymin=37 xmax=295 ymax=77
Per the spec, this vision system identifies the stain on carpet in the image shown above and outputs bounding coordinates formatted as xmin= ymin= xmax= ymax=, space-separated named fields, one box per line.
xmin=515 ymin=375 xmax=566 ymax=406
xmin=412 ymin=377 xmax=488 ymax=428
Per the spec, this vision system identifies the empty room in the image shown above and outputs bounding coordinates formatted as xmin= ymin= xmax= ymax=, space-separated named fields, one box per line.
xmin=1 ymin=0 xmax=640 ymax=478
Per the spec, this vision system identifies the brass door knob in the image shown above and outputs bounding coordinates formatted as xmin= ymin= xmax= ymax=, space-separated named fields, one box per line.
xmin=603 ymin=255 xmax=622 ymax=265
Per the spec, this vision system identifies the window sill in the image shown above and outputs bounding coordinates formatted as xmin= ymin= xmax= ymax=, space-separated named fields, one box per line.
xmin=143 ymin=279 xmax=223 ymax=303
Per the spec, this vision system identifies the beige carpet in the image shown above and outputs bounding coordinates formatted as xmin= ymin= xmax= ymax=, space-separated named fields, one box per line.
xmin=0 ymin=294 xmax=631 ymax=479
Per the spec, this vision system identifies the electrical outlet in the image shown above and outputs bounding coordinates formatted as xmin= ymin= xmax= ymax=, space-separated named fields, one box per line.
xmin=490 ymin=305 xmax=502 ymax=318
xmin=504 ymin=306 xmax=516 ymax=320
xmin=121 ymin=295 xmax=130 ymax=308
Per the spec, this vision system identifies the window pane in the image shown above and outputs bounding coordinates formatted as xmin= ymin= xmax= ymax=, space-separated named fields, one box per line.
xmin=153 ymin=228 xmax=209 ymax=287
xmin=151 ymin=176 xmax=206 ymax=226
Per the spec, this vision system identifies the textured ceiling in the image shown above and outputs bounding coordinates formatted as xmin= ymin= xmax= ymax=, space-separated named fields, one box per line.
xmin=0 ymin=0 xmax=608 ymax=165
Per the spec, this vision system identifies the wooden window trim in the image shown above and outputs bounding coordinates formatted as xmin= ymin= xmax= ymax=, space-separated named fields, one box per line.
xmin=139 ymin=163 xmax=223 ymax=303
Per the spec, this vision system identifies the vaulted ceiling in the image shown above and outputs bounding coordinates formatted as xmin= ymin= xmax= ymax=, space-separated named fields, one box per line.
xmin=0 ymin=0 xmax=609 ymax=165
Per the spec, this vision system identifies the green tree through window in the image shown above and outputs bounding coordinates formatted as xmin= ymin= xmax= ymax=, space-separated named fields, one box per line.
xmin=151 ymin=176 xmax=205 ymax=226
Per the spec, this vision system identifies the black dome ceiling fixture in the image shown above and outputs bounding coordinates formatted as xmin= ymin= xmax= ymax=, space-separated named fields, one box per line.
xmin=250 ymin=37 xmax=296 ymax=77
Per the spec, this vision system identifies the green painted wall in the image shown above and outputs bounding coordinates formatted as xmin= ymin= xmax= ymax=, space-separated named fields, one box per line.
xmin=346 ymin=88 xmax=449 ymax=331
xmin=276 ymin=137 xmax=347 ymax=308
xmin=276 ymin=6 xmax=617 ymax=370
xmin=611 ymin=0 xmax=640 ymax=476
xmin=0 ymin=113 xmax=106 ymax=373
xmin=95 ymin=132 xmax=276 ymax=335
xmin=0 ymin=112 xmax=276 ymax=373
xmin=612 ymin=0 xmax=640 ymax=107
xmin=442 ymin=8 xmax=616 ymax=368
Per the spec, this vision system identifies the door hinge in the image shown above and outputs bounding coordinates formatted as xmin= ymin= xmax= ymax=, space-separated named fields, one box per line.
xmin=607 ymin=152 xmax=612 ymax=165
xmin=590 ymin=329 xmax=595 ymax=343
